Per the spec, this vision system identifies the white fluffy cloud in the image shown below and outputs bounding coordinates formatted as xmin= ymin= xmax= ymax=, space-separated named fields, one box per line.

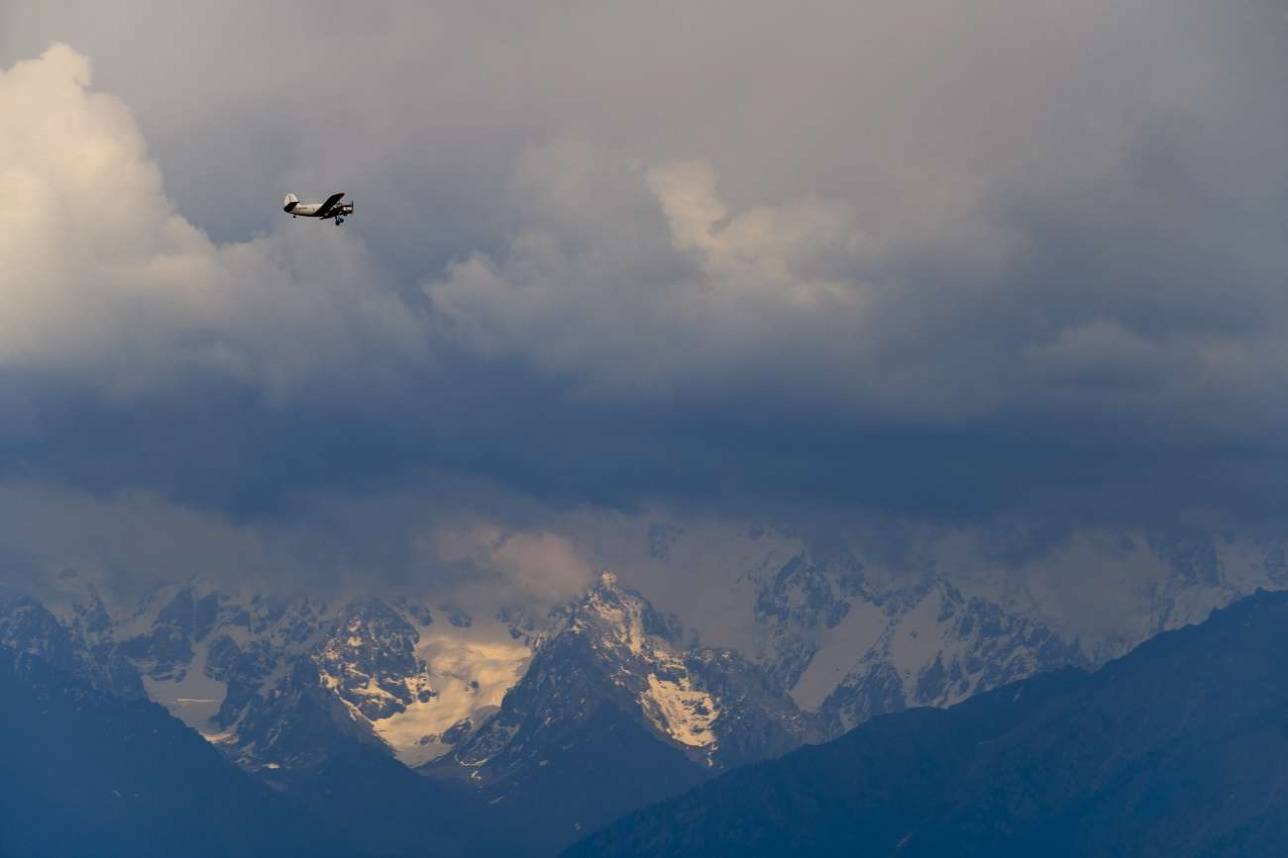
xmin=0 ymin=45 xmax=426 ymax=400
xmin=426 ymin=141 xmax=872 ymax=398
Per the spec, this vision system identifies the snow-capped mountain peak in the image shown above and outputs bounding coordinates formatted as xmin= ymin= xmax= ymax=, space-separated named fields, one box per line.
xmin=559 ymin=572 xmax=722 ymax=748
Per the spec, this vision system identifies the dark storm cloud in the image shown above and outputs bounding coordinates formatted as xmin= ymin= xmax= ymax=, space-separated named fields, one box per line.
xmin=1 ymin=0 xmax=1287 ymax=538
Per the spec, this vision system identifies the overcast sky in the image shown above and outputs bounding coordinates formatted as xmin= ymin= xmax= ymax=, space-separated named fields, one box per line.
xmin=2 ymin=1 xmax=1287 ymax=609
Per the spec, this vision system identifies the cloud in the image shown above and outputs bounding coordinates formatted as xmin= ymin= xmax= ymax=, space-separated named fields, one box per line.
xmin=429 ymin=519 xmax=596 ymax=605
xmin=0 ymin=0 xmax=1285 ymax=531
xmin=427 ymin=142 xmax=871 ymax=399
xmin=0 ymin=479 xmax=592 ymax=604
xmin=0 ymin=481 xmax=298 ymax=596
xmin=0 ymin=44 xmax=427 ymax=401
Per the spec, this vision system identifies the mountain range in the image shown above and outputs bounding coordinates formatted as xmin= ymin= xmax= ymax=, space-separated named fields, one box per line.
xmin=3 ymin=527 xmax=1285 ymax=855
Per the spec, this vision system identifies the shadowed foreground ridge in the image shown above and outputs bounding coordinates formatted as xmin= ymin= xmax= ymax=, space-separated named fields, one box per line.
xmin=0 ymin=644 xmax=318 ymax=858
xmin=569 ymin=589 xmax=1288 ymax=857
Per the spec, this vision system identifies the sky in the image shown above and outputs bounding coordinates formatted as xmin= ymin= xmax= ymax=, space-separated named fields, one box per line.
xmin=1 ymin=1 xmax=1287 ymax=618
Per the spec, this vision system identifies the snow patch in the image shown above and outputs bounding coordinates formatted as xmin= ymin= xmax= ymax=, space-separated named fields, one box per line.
xmin=790 ymin=598 xmax=885 ymax=711
xmin=640 ymin=669 xmax=718 ymax=748
xmin=889 ymin=588 xmax=949 ymax=682
xmin=577 ymin=572 xmax=647 ymax=654
xmin=141 ymin=638 xmax=227 ymax=734
xmin=371 ymin=630 xmax=530 ymax=767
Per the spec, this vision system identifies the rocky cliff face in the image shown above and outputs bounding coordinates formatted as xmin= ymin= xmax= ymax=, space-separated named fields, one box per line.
xmin=816 ymin=579 xmax=1088 ymax=731
xmin=438 ymin=573 xmax=813 ymax=779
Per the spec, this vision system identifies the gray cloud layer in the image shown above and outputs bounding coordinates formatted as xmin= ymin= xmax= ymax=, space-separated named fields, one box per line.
xmin=1 ymin=1 xmax=1287 ymax=544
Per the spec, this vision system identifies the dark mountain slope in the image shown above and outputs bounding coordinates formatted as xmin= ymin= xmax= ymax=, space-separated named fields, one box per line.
xmin=0 ymin=639 xmax=509 ymax=858
xmin=0 ymin=644 xmax=338 ymax=858
xmin=425 ymin=606 xmax=709 ymax=854
xmin=570 ymin=589 xmax=1288 ymax=858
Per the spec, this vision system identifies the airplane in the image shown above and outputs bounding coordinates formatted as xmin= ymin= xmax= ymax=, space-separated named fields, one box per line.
xmin=282 ymin=192 xmax=354 ymax=225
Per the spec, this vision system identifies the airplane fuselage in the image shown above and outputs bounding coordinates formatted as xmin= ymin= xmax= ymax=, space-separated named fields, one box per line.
xmin=282 ymin=192 xmax=353 ymax=223
xmin=284 ymin=201 xmax=324 ymax=216
xmin=283 ymin=202 xmax=354 ymax=218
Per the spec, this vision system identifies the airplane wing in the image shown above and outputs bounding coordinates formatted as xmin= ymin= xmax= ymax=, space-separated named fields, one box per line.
xmin=316 ymin=192 xmax=346 ymax=217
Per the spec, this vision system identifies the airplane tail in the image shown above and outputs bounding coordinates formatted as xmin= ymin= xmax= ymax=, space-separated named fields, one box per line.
xmin=283 ymin=193 xmax=299 ymax=205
